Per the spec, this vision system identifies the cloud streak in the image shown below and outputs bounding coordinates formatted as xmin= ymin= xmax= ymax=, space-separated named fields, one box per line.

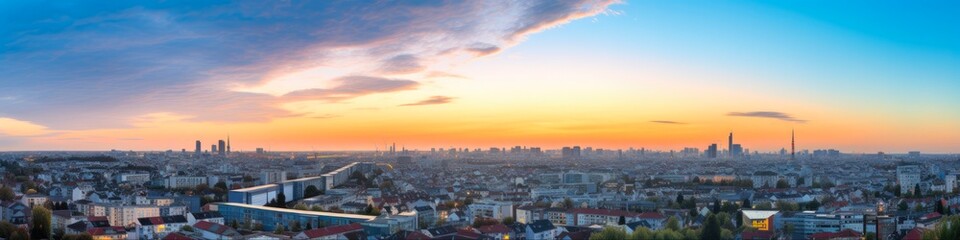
xmin=400 ymin=96 xmax=456 ymax=106
xmin=727 ymin=111 xmax=807 ymax=123
xmin=650 ymin=120 xmax=686 ymax=125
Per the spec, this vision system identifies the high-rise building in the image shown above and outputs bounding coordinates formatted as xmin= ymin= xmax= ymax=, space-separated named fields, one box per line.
xmin=218 ymin=140 xmax=226 ymax=155
xmin=211 ymin=145 xmax=217 ymax=153
xmin=227 ymin=136 xmax=231 ymax=153
xmin=897 ymin=164 xmax=922 ymax=194
xmin=728 ymin=132 xmax=734 ymax=157
xmin=256 ymin=148 xmax=264 ymax=154
xmin=706 ymin=144 xmax=718 ymax=158
xmin=731 ymin=144 xmax=743 ymax=157
xmin=195 ymin=140 xmax=201 ymax=154
xmin=791 ymin=129 xmax=796 ymax=161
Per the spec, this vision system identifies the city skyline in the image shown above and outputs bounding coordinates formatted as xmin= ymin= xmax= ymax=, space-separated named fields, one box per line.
xmin=2 ymin=1 xmax=959 ymax=152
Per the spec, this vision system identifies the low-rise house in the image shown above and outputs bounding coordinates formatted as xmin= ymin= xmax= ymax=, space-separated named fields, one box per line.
xmin=21 ymin=194 xmax=49 ymax=208
xmin=193 ymin=220 xmax=241 ymax=239
xmin=87 ymin=226 xmax=128 ymax=240
xmin=66 ymin=216 xmax=112 ymax=234
xmin=135 ymin=215 xmax=189 ymax=239
xmin=51 ymin=210 xmax=86 ymax=233
xmin=2 ymin=201 xmax=29 ymax=226
xmin=525 ymin=220 xmax=559 ymax=240
xmin=477 ymin=224 xmax=512 ymax=240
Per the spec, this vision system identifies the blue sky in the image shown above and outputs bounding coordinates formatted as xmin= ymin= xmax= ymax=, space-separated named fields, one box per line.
xmin=0 ymin=0 xmax=958 ymax=151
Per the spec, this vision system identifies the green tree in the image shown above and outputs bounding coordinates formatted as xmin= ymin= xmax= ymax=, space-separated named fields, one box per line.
xmin=681 ymin=228 xmax=700 ymax=240
xmin=181 ymin=225 xmax=194 ymax=232
xmin=563 ymin=197 xmax=574 ymax=209
xmin=30 ymin=206 xmax=51 ymax=240
xmin=806 ymin=199 xmax=821 ymax=211
xmin=742 ymin=198 xmax=752 ymax=209
xmin=9 ymin=228 xmax=29 ymax=240
xmin=502 ymin=217 xmax=515 ymax=225
xmin=922 ymin=215 xmax=960 ymax=240
xmin=776 ymin=179 xmax=789 ymax=189
xmin=274 ymin=223 xmax=286 ymax=234
xmin=293 ymin=203 xmax=308 ymax=210
xmin=676 ymin=194 xmax=684 ymax=205
xmin=589 ymin=227 xmax=626 ymax=240
xmin=784 ymin=223 xmax=795 ymax=236
xmin=214 ymin=181 xmax=228 ymax=190
xmin=652 ymin=229 xmax=684 ymax=240
xmin=701 ymin=214 xmax=722 ymax=240
xmin=665 ymin=216 xmax=680 ymax=231
xmin=304 ymin=185 xmax=322 ymax=198
xmin=0 ymin=186 xmax=14 ymax=202
xmin=311 ymin=205 xmax=324 ymax=211
xmin=898 ymin=201 xmax=909 ymax=211
xmin=712 ymin=199 xmax=721 ymax=213
xmin=936 ymin=199 xmax=945 ymax=214
xmin=290 ymin=220 xmax=302 ymax=232
xmin=629 ymin=227 xmax=654 ymax=240
xmin=618 ymin=215 xmax=626 ymax=225
xmin=0 ymin=221 xmax=16 ymax=238
xmin=915 ymin=183 xmax=923 ymax=198
xmin=275 ymin=192 xmax=286 ymax=208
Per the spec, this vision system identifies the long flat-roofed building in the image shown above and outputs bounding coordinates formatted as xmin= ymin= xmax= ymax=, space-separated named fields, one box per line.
xmin=210 ymin=202 xmax=376 ymax=232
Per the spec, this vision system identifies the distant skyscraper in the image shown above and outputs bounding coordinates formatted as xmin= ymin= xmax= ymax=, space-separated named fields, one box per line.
xmin=227 ymin=136 xmax=231 ymax=153
xmin=791 ymin=129 xmax=796 ymax=161
xmin=728 ymin=132 xmax=734 ymax=158
xmin=211 ymin=144 xmax=217 ymax=153
xmin=731 ymin=144 xmax=743 ymax=158
xmin=195 ymin=140 xmax=201 ymax=154
xmin=706 ymin=144 xmax=718 ymax=158
xmin=218 ymin=140 xmax=226 ymax=155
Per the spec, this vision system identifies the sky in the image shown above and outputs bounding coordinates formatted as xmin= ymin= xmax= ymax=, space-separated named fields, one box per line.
xmin=1 ymin=0 xmax=958 ymax=153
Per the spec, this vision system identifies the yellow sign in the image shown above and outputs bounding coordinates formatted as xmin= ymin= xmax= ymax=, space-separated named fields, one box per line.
xmin=751 ymin=219 xmax=769 ymax=231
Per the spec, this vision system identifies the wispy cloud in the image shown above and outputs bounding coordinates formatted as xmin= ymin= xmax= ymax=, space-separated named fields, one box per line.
xmin=400 ymin=96 xmax=456 ymax=106
xmin=650 ymin=120 xmax=686 ymax=125
xmin=425 ymin=71 xmax=469 ymax=79
xmin=0 ymin=0 xmax=618 ymax=130
xmin=727 ymin=111 xmax=807 ymax=123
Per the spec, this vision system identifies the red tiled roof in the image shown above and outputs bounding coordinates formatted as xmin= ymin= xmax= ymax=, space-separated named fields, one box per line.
xmin=811 ymin=229 xmax=861 ymax=240
xmin=301 ymin=223 xmax=363 ymax=238
xmin=741 ymin=230 xmax=775 ymax=240
xmin=478 ymin=224 xmax=511 ymax=234
xmin=903 ymin=228 xmax=925 ymax=240
xmin=162 ymin=232 xmax=195 ymax=240
xmin=193 ymin=221 xmax=237 ymax=236
xmin=87 ymin=226 xmax=125 ymax=236
xmin=404 ymin=231 xmax=431 ymax=240
xmin=922 ymin=212 xmax=942 ymax=220
xmin=456 ymin=229 xmax=483 ymax=239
